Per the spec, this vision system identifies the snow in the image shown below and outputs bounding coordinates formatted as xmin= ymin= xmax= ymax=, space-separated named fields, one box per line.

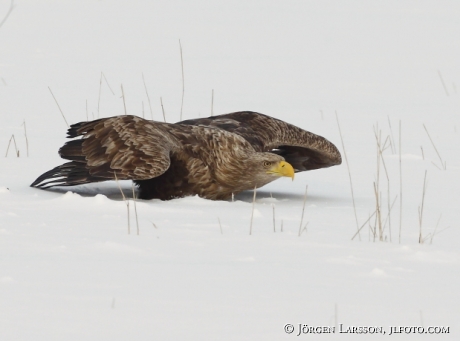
xmin=1 ymin=1 xmax=460 ymax=340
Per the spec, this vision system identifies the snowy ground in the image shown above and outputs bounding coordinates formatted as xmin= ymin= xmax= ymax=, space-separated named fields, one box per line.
xmin=1 ymin=1 xmax=459 ymax=340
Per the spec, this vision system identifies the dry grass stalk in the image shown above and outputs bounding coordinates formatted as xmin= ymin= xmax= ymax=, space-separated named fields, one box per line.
xmin=97 ymin=72 xmax=103 ymax=118
xmin=373 ymin=126 xmax=392 ymax=241
xmin=431 ymin=161 xmax=442 ymax=170
xmin=5 ymin=134 xmax=19 ymax=157
xmin=21 ymin=120 xmax=29 ymax=157
xmin=429 ymin=214 xmax=442 ymax=244
xmin=249 ymin=186 xmax=257 ymax=235
xmin=373 ymin=182 xmax=382 ymax=242
xmin=381 ymin=195 xmax=398 ymax=236
xmin=48 ymin=86 xmax=69 ymax=128
xmin=298 ymin=185 xmax=308 ymax=237
xmin=97 ymin=72 xmax=115 ymax=118
xmin=160 ymin=97 xmax=166 ymax=122
xmin=270 ymin=193 xmax=275 ymax=233
xmin=423 ymin=124 xmax=446 ymax=170
xmin=102 ymin=72 xmax=115 ymax=95
xmin=335 ymin=111 xmax=360 ymax=240
xmin=351 ymin=210 xmax=377 ymax=241
xmin=428 ymin=214 xmax=448 ymax=244
xmin=114 ymin=172 xmax=130 ymax=234
xmin=373 ymin=127 xmax=383 ymax=241
xmin=179 ymin=39 xmax=185 ymax=121
xmin=211 ymin=89 xmax=214 ymax=116
xmin=121 ymin=84 xmax=127 ymax=115
xmin=420 ymin=146 xmax=425 ymax=160
xmin=101 ymin=72 xmax=115 ymax=96
xmin=218 ymin=217 xmax=223 ymax=234
xmin=437 ymin=70 xmax=450 ymax=96
xmin=299 ymin=222 xmax=309 ymax=236
xmin=418 ymin=170 xmax=428 ymax=243
xmin=142 ymin=73 xmax=154 ymax=120
xmin=0 ymin=0 xmax=15 ymax=29
xmin=131 ymin=182 xmax=139 ymax=235
xmin=387 ymin=116 xmax=396 ymax=154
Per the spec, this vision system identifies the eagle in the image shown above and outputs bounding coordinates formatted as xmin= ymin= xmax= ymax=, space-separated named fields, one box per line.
xmin=31 ymin=111 xmax=341 ymax=200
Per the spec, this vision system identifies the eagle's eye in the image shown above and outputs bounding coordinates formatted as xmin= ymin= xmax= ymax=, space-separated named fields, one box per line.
xmin=263 ymin=161 xmax=272 ymax=167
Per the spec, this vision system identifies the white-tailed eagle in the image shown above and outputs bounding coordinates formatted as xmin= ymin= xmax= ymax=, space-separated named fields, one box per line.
xmin=31 ymin=111 xmax=341 ymax=200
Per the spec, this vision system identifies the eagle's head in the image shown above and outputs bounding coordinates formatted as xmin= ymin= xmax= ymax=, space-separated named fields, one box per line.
xmin=244 ymin=153 xmax=295 ymax=189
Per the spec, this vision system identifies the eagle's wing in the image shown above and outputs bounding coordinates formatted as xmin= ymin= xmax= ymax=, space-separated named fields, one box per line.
xmin=178 ymin=111 xmax=341 ymax=172
xmin=31 ymin=116 xmax=181 ymax=188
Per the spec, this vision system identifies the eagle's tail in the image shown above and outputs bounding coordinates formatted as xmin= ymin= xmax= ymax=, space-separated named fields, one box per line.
xmin=30 ymin=126 xmax=101 ymax=188
xmin=30 ymin=161 xmax=95 ymax=188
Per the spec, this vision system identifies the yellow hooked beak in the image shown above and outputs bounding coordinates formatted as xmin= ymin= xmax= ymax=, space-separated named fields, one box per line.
xmin=267 ymin=161 xmax=295 ymax=180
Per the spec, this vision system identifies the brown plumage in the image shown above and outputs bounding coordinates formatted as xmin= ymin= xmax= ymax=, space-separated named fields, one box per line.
xmin=31 ymin=111 xmax=341 ymax=200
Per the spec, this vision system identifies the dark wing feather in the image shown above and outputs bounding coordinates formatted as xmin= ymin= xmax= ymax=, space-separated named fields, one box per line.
xmin=178 ymin=111 xmax=341 ymax=172
xmin=31 ymin=116 xmax=181 ymax=188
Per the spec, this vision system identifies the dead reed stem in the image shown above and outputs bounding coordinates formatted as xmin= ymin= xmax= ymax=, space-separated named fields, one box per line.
xmin=218 ymin=217 xmax=223 ymax=234
xmin=211 ymin=89 xmax=214 ymax=116
xmin=351 ymin=210 xmax=377 ymax=241
xmin=387 ymin=116 xmax=396 ymax=154
xmin=298 ymin=185 xmax=308 ymax=236
xmin=418 ymin=170 xmax=428 ymax=243
xmin=373 ymin=182 xmax=382 ymax=242
xmin=142 ymin=73 xmax=154 ymax=120
xmin=97 ymin=72 xmax=115 ymax=119
xmin=382 ymin=195 xmax=398 ymax=236
xmin=121 ymin=84 xmax=127 ymax=115
xmin=97 ymin=72 xmax=102 ymax=118
xmin=102 ymin=72 xmax=115 ymax=95
xmin=437 ymin=70 xmax=450 ymax=96
xmin=5 ymin=134 xmax=18 ymax=157
xmin=335 ymin=111 xmax=360 ymax=240
xmin=48 ymin=86 xmax=69 ymax=128
xmin=299 ymin=222 xmax=309 ymax=236
xmin=429 ymin=214 xmax=442 ymax=244
xmin=132 ymin=182 xmax=139 ymax=235
xmin=22 ymin=120 xmax=29 ymax=157
xmin=160 ymin=97 xmax=166 ymax=122
xmin=0 ymin=0 xmax=15 ymax=29
xmin=423 ymin=124 xmax=446 ymax=170
xmin=374 ymin=126 xmax=391 ymax=241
